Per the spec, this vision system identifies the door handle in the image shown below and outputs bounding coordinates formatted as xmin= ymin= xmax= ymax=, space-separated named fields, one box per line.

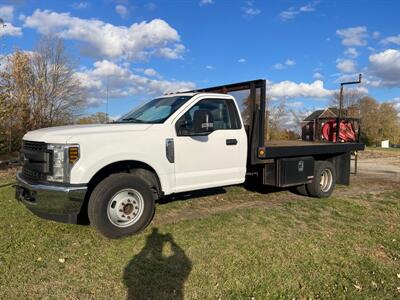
xmin=226 ymin=139 xmax=238 ymax=146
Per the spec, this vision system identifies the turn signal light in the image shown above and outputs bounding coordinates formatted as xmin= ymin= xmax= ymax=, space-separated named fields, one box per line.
xmin=68 ymin=146 xmax=79 ymax=164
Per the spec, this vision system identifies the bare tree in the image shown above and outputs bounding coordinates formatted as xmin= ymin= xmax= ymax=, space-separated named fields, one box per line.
xmin=330 ymin=88 xmax=364 ymax=109
xmin=267 ymin=99 xmax=288 ymax=140
xmin=30 ymin=35 xmax=86 ymax=127
xmin=0 ymin=35 xmax=87 ymax=153
xmin=0 ymin=51 xmax=33 ymax=152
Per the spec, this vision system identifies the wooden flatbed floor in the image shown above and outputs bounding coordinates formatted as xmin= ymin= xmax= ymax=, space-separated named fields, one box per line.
xmin=262 ymin=140 xmax=365 ymax=158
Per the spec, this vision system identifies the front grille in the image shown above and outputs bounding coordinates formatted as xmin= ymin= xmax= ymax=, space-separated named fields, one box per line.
xmin=23 ymin=140 xmax=47 ymax=152
xmin=22 ymin=167 xmax=47 ymax=182
xmin=21 ymin=140 xmax=50 ymax=183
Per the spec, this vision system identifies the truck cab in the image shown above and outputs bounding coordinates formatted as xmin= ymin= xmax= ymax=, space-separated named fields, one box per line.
xmin=16 ymin=92 xmax=248 ymax=238
xmin=16 ymin=79 xmax=364 ymax=238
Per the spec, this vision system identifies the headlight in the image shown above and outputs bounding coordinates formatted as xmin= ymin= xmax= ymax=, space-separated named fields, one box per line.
xmin=47 ymin=144 xmax=80 ymax=183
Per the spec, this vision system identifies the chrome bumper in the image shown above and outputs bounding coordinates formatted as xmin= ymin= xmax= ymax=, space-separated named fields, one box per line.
xmin=15 ymin=173 xmax=87 ymax=224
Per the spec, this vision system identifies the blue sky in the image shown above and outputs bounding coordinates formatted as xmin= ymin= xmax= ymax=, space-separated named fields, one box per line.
xmin=1 ymin=0 xmax=400 ymax=119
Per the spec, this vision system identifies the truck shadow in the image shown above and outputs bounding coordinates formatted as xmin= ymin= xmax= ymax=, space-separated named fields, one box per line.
xmin=158 ymin=187 xmax=226 ymax=205
xmin=123 ymin=228 xmax=192 ymax=300
xmin=158 ymin=184 xmax=293 ymax=206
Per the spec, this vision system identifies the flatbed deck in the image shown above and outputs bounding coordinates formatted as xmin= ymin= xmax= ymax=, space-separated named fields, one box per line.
xmin=262 ymin=140 xmax=365 ymax=158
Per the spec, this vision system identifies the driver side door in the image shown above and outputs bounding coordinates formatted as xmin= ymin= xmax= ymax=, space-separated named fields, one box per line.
xmin=173 ymin=97 xmax=247 ymax=193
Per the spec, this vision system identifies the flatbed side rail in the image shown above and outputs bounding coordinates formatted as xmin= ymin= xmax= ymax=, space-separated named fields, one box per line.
xmin=259 ymin=142 xmax=365 ymax=159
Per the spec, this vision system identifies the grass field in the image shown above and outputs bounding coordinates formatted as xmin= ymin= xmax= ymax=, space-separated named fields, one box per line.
xmin=0 ymin=174 xmax=399 ymax=299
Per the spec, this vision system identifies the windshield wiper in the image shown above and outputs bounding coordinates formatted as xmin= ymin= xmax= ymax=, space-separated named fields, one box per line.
xmin=119 ymin=117 xmax=146 ymax=123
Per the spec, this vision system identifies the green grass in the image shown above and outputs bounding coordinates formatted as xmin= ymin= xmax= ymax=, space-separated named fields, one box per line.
xmin=0 ymin=182 xmax=399 ymax=299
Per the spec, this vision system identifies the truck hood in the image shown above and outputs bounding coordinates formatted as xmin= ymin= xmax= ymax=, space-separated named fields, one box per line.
xmin=23 ymin=123 xmax=153 ymax=144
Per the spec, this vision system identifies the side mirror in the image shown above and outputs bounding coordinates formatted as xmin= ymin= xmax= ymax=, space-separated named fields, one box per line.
xmin=193 ymin=109 xmax=214 ymax=134
xmin=176 ymin=118 xmax=192 ymax=136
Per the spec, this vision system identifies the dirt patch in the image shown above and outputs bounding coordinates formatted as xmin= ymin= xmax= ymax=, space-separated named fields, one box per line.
xmin=359 ymin=148 xmax=400 ymax=160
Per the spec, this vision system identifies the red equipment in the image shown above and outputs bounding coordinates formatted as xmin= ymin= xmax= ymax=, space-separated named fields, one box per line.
xmin=322 ymin=120 xmax=356 ymax=142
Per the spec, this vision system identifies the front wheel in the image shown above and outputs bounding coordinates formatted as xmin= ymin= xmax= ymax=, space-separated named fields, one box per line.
xmin=88 ymin=173 xmax=155 ymax=239
xmin=306 ymin=161 xmax=336 ymax=198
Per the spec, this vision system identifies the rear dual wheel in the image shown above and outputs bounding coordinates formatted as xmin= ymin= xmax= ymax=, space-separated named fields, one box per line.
xmin=296 ymin=161 xmax=336 ymax=198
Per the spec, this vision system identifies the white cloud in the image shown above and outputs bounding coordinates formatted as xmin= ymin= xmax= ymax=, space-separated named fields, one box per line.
xmin=115 ymin=5 xmax=129 ymax=19
xmin=285 ymin=59 xmax=296 ymax=66
xmin=72 ymin=2 xmax=90 ymax=9
xmin=274 ymin=58 xmax=296 ymax=70
xmin=143 ymin=68 xmax=159 ymax=77
xmin=336 ymin=26 xmax=368 ymax=46
xmin=380 ymin=34 xmax=400 ymax=45
xmin=238 ymin=58 xmax=246 ymax=63
xmin=156 ymin=44 xmax=185 ymax=59
xmin=75 ymin=60 xmax=195 ymax=106
xmin=273 ymin=63 xmax=285 ymax=70
xmin=243 ymin=7 xmax=261 ymax=16
xmin=267 ymin=80 xmax=333 ymax=99
xmin=288 ymin=101 xmax=304 ymax=108
xmin=23 ymin=10 xmax=184 ymax=61
xmin=313 ymin=72 xmax=323 ymax=79
xmin=205 ymin=65 xmax=215 ymax=70
xmin=336 ymin=59 xmax=356 ymax=73
xmin=368 ymin=49 xmax=400 ymax=87
xmin=135 ymin=67 xmax=162 ymax=78
xmin=0 ymin=5 xmax=21 ymax=37
xmin=372 ymin=31 xmax=380 ymax=39
xmin=279 ymin=1 xmax=319 ymax=20
xmin=344 ymin=47 xmax=358 ymax=58
xmin=242 ymin=2 xmax=261 ymax=17
xmin=392 ymin=97 xmax=400 ymax=110
xmin=199 ymin=0 xmax=213 ymax=6
xmin=0 ymin=22 xmax=22 ymax=37
xmin=0 ymin=5 xmax=14 ymax=22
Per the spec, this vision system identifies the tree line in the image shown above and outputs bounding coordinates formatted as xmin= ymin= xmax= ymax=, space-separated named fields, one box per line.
xmin=267 ymin=90 xmax=400 ymax=146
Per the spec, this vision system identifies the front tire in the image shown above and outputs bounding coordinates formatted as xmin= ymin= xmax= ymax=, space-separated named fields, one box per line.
xmin=306 ymin=161 xmax=336 ymax=198
xmin=88 ymin=173 xmax=155 ymax=239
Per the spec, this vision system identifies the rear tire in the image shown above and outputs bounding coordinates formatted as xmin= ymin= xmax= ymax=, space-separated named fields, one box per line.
xmin=294 ymin=184 xmax=309 ymax=196
xmin=88 ymin=173 xmax=155 ymax=239
xmin=306 ymin=161 xmax=336 ymax=198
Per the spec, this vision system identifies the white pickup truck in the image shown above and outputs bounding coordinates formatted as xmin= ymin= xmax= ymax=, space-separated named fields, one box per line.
xmin=15 ymin=80 xmax=364 ymax=238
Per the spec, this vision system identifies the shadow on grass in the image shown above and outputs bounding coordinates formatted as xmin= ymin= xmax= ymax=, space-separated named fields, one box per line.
xmin=123 ymin=228 xmax=192 ymax=300
xmin=158 ymin=187 xmax=227 ymax=205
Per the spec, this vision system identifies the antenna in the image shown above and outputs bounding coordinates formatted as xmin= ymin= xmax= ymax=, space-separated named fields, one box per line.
xmin=106 ymin=76 xmax=109 ymax=123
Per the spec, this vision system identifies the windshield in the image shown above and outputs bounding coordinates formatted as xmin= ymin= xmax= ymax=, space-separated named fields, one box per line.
xmin=117 ymin=95 xmax=192 ymax=124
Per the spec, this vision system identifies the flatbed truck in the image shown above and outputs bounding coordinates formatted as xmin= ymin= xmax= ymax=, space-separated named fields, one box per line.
xmin=15 ymin=79 xmax=365 ymax=238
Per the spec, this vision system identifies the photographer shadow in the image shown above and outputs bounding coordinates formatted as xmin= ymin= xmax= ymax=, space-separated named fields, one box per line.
xmin=123 ymin=228 xmax=192 ymax=300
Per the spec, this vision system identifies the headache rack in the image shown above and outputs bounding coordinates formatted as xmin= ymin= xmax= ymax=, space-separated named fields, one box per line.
xmin=184 ymin=79 xmax=364 ymax=166
xmin=186 ymin=79 xmax=267 ymax=164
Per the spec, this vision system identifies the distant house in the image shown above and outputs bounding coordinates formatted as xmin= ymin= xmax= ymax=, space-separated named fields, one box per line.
xmin=301 ymin=106 xmax=360 ymax=141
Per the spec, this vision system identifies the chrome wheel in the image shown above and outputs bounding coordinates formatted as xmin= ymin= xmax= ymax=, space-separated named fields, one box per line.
xmin=320 ymin=169 xmax=333 ymax=193
xmin=107 ymin=188 xmax=144 ymax=228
